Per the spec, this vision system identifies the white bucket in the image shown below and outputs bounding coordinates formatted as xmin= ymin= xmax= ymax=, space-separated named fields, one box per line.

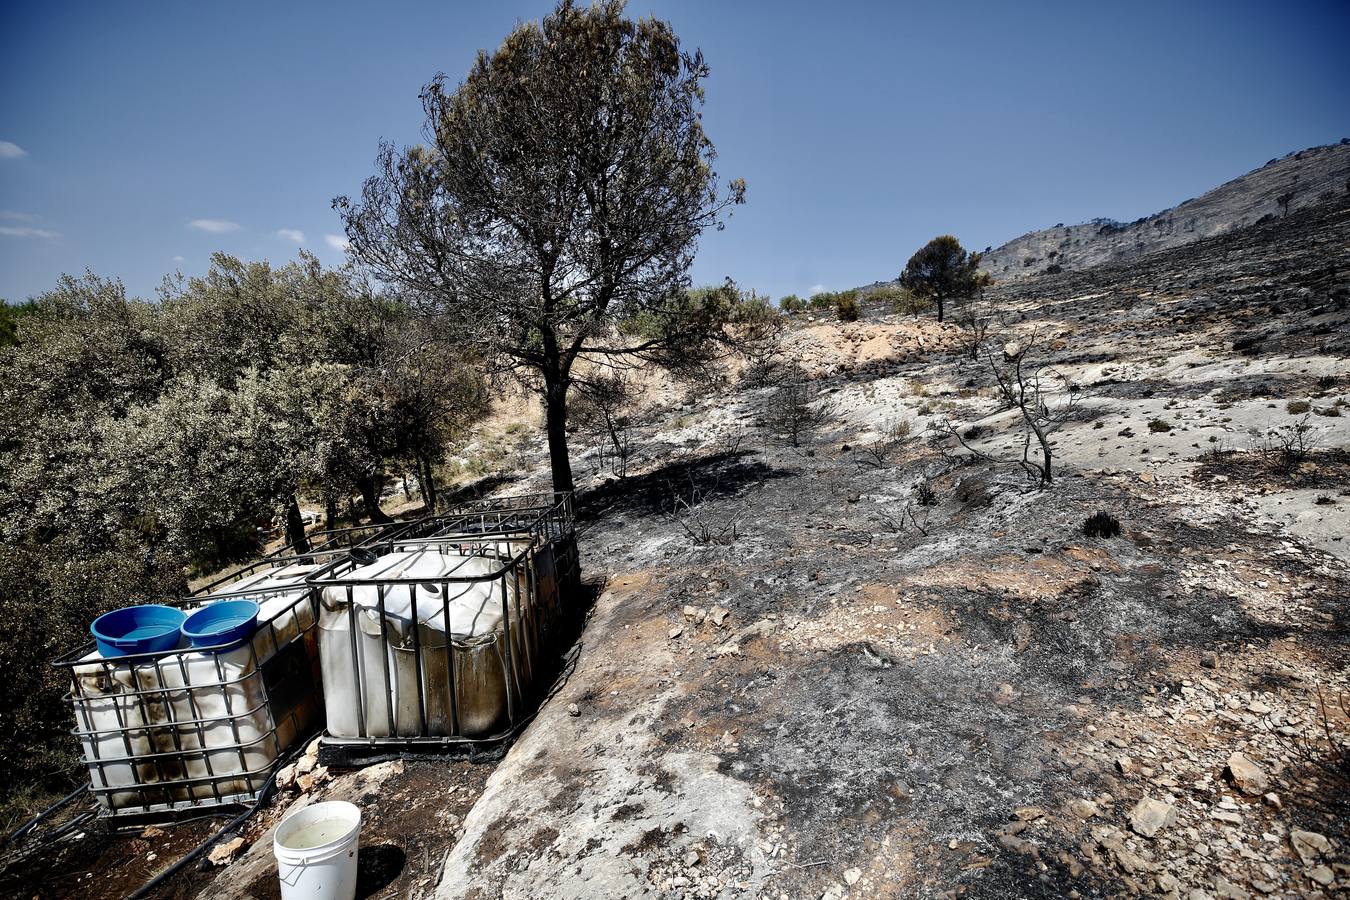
xmin=273 ymin=800 xmax=362 ymax=900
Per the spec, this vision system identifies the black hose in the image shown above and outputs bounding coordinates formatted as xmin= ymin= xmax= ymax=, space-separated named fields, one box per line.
xmin=1 ymin=784 xmax=88 ymax=848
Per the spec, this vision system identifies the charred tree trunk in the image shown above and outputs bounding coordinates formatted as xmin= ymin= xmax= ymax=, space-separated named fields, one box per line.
xmin=324 ymin=491 xmax=339 ymax=529
xmin=416 ymin=451 xmax=437 ymax=513
xmin=542 ymin=362 xmax=575 ymax=495
xmin=284 ymin=494 xmax=310 ymax=554
xmin=356 ymin=474 xmax=393 ymax=525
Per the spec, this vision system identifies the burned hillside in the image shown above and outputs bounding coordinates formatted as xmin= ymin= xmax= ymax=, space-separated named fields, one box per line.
xmin=6 ymin=192 xmax=1349 ymax=900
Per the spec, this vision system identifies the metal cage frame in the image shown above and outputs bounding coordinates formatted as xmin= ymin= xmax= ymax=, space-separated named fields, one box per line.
xmin=52 ymin=552 xmax=344 ymax=825
xmin=310 ymin=493 xmax=578 ymax=764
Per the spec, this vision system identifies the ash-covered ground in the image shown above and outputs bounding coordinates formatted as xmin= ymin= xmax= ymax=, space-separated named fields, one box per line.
xmin=418 ymin=198 xmax=1350 ymax=899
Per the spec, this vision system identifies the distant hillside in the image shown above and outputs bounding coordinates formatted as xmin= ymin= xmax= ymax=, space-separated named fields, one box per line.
xmin=978 ymin=141 xmax=1350 ymax=280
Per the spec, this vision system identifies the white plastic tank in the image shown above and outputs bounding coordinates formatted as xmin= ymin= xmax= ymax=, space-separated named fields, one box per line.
xmin=317 ymin=545 xmax=537 ymax=739
xmin=69 ymin=566 xmax=321 ymax=813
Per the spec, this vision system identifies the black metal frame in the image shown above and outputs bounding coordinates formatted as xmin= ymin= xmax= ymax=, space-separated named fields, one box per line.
xmin=53 ymin=552 xmax=343 ymax=826
xmin=53 ymin=493 xmax=580 ymax=811
xmin=268 ymin=491 xmax=574 ymax=556
xmin=310 ymin=493 xmax=578 ymax=765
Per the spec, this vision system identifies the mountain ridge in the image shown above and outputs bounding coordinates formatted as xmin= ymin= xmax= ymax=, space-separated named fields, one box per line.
xmin=977 ymin=140 xmax=1350 ymax=279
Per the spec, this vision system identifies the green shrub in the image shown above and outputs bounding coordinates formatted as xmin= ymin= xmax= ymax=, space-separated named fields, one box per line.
xmin=889 ymin=286 xmax=931 ymax=318
xmin=1148 ymin=418 xmax=1172 ymax=433
xmin=1286 ymin=399 xmax=1311 ymax=415
xmin=836 ymin=292 xmax=860 ymax=322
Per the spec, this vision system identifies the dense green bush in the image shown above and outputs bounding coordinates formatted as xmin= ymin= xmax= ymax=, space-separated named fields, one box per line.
xmin=0 ymin=257 xmax=487 ymax=824
xmin=836 ymin=292 xmax=860 ymax=322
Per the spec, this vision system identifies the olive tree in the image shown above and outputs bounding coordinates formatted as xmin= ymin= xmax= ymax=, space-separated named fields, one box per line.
xmin=899 ymin=236 xmax=984 ymax=324
xmin=336 ymin=0 xmax=747 ymax=493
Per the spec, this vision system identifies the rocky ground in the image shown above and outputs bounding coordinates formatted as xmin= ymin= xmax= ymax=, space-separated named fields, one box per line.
xmin=4 ymin=198 xmax=1347 ymax=899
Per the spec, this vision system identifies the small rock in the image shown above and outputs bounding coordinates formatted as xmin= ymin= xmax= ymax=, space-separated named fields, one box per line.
xmin=296 ymin=765 xmax=329 ymax=793
xmin=1212 ymin=875 xmax=1249 ymax=900
xmin=567 ymin=702 xmax=581 ymax=717
xmin=140 ymin=826 xmax=167 ymax=839
xmin=1128 ymin=797 xmax=1177 ymax=838
xmin=1224 ymin=752 xmax=1269 ymax=795
xmin=709 ymin=606 xmax=730 ymax=627
xmin=1115 ymin=756 xmax=1135 ymax=775
xmin=1200 ymin=651 xmax=1219 ymax=669
xmin=207 ymin=836 xmax=246 ymax=866
xmin=668 ymin=625 xmax=684 ymax=639
xmin=1308 ymin=865 xmax=1333 ymax=886
xmin=684 ymin=849 xmax=701 ymax=867
xmin=1289 ymin=829 xmax=1330 ymax=865
xmin=275 ymin=763 xmax=298 ymax=791
xmin=997 ymin=831 xmax=1039 ymax=857
xmin=846 ymin=490 xmax=861 ymax=504
xmin=843 ymin=867 xmax=862 ymax=885
xmin=295 ymin=752 xmax=317 ymax=777
xmin=1069 ymin=799 xmax=1100 ymax=820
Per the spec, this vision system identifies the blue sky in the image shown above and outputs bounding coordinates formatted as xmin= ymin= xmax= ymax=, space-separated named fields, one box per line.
xmin=2 ymin=0 xmax=1347 ymax=304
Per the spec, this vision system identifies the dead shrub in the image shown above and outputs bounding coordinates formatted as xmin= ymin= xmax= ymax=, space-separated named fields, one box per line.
xmin=1279 ymin=688 xmax=1350 ymax=819
xmin=915 ymin=479 xmax=938 ymax=506
xmin=1252 ymin=414 xmax=1321 ymax=474
xmin=1083 ymin=511 xmax=1121 ymax=538
xmin=761 ymin=368 xmax=835 ymax=448
xmin=857 ymin=420 xmax=912 ymax=469
xmin=670 ymin=472 xmax=752 ymax=545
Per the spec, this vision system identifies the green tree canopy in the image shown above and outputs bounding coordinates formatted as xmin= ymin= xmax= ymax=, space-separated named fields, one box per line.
xmin=899 ymin=235 xmax=984 ymax=323
xmin=337 ymin=0 xmax=750 ymax=493
xmin=0 ymin=259 xmax=488 ymax=814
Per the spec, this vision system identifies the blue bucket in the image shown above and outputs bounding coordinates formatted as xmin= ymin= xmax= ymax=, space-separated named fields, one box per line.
xmin=181 ymin=599 xmax=260 ymax=649
xmin=91 ymin=605 xmax=187 ymax=658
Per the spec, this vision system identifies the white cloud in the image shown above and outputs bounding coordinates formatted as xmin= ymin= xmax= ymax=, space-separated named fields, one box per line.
xmin=0 ymin=210 xmax=34 ymax=222
xmin=172 ymin=255 xmax=186 ymax=262
xmin=808 ymin=284 xmax=827 ymax=296
xmin=276 ymin=228 xmax=305 ymax=243
xmin=0 ymin=225 xmax=58 ymax=239
xmin=0 ymin=141 xmax=26 ymax=159
xmin=189 ymin=218 xmax=241 ymax=234
xmin=324 ymin=233 xmax=350 ymax=251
